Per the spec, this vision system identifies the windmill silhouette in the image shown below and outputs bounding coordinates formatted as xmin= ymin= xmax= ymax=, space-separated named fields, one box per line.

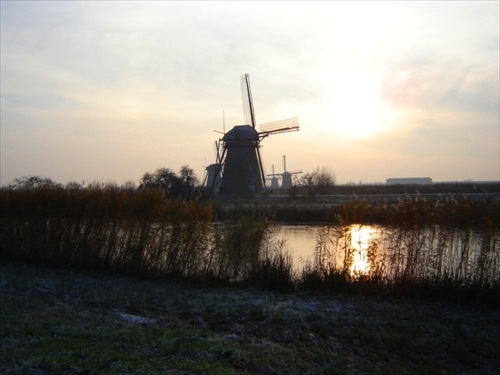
xmin=208 ymin=74 xmax=299 ymax=195
xmin=267 ymin=155 xmax=303 ymax=189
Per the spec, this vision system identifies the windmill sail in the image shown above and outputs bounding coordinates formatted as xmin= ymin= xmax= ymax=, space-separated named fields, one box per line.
xmin=258 ymin=118 xmax=299 ymax=139
xmin=241 ymin=73 xmax=256 ymax=128
xmin=241 ymin=73 xmax=265 ymax=187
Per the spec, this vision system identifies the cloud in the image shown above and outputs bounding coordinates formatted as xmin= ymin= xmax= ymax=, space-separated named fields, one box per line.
xmin=381 ymin=58 xmax=499 ymax=117
xmin=1 ymin=1 xmax=498 ymax=185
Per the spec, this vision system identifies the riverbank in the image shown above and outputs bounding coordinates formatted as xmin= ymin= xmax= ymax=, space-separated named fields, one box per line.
xmin=211 ymin=180 xmax=500 ymax=207
xmin=1 ymin=262 xmax=498 ymax=374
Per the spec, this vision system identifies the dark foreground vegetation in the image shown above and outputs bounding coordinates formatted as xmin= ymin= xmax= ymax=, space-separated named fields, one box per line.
xmin=1 ymin=180 xmax=499 ymax=373
xmin=1 ymin=262 xmax=499 ymax=374
xmin=1 ymin=184 xmax=499 ymax=306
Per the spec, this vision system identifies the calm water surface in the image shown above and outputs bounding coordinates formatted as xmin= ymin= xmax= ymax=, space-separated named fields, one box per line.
xmin=273 ymin=225 xmax=378 ymax=273
xmin=272 ymin=224 xmax=500 ymax=279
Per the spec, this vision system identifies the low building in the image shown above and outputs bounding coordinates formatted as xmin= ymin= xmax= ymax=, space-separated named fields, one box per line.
xmin=386 ymin=177 xmax=433 ymax=185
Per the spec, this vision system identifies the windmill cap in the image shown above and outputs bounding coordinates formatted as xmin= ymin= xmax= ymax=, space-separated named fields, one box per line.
xmin=223 ymin=125 xmax=259 ymax=142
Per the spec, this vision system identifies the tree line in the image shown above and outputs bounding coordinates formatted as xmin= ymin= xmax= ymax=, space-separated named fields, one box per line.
xmin=5 ymin=165 xmax=338 ymax=199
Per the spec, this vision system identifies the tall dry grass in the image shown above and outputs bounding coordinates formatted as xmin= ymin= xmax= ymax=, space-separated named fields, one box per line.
xmin=0 ymin=186 xmax=269 ymax=282
xmin=1 ymin=186 xmax=498 ymax=303
xmin=300 ymin=195 xmax=500 ymax=304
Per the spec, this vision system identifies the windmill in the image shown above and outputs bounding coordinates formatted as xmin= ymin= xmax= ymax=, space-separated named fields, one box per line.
xmin=266 ymin=155 xmax=303 ymax=189
xmin=268 ymin=165 xmax=280 ymax=189
xmin=209 ymin=74 xmax=299 ymax=195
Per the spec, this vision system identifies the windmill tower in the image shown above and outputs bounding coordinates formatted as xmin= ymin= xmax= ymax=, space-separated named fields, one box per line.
xmin=281 ymin=155 xmax=302 ymax=189
xmin=210 ymin=74 xmax=299 ymax=195
xmin=204 ymin=163 xmax=222 ymax=191
xmin=269 ymin=165 xmax=280 ymax=189
xmin=266 ymin=155 xmax=303 ymax=189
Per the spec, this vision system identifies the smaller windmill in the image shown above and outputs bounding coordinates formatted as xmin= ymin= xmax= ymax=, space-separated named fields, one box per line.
xmin=209 ymin=74 xmax=299 ymax=195
xmin=266 ymin=155 xmax=302 ymax=189
xmin=268 ymin=165 xmax=280 ymax=189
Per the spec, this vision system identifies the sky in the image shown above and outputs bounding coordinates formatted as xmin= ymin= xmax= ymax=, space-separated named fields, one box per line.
xmin=1 ymin=1 xmax=499 ymax=186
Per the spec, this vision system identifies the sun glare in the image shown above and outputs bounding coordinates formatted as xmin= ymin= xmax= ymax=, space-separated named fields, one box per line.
xmin=348 ymin=225 xmax=375 ymax=276
xmin=330 ymin=72 xmax=391 ymax=140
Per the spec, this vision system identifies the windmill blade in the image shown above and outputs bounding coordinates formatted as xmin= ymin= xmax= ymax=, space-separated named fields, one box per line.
xmin=241 ymin=73 xmax=257 ymax=128
xmin=258 ymin=118 xmax=300 ymax=140
xmin=214 ymin=140 xmax=221 ymax=164
xmin=241 ymin=81 xmax=251 ymax=126
xmin=210 ymin=145 xmax=226 ymax=190
xmin=282 ymin=155 xmax=302 ymax=175
xmin=255 ymin=147 xmax=267 ymax=189
xmin=259 ymin=118 xmax=300 ymax=133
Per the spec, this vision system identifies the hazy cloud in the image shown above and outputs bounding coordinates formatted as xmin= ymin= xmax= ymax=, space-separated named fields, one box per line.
xmin=1 ymin=1 xmax=498 ymax=185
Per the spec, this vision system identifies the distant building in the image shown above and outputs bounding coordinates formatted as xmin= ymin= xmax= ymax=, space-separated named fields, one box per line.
xmin=386 ymin=177 xmax=433 ymax=185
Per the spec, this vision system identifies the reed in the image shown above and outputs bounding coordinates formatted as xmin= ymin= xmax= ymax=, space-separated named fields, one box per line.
xmin=1 ymin=185 xmax=498 ymax=303
xmin=0 ymin=186 xmax=214 ymax=278
xmin=293 ymin=194 xmax=499 ymax=304
xmin=242 ymin=237 xmax=297 ymax=292
xmin=0 ymin=185 xmax=281 ymax=284
xmin=199 ymin=217 xmax=270 ymax=282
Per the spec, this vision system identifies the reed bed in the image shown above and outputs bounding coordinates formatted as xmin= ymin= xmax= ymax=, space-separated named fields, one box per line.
xmin=0 ymin=186 xmax=267 ymax=283
xmin=300 ymin=196 xmax=500 ymax=305
xmin=1 ymin=186 xmax=499 ymax=304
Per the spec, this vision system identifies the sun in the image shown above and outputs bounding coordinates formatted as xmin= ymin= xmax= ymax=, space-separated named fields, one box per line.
xmin=329 ymin=71 xmax=392 ymax=140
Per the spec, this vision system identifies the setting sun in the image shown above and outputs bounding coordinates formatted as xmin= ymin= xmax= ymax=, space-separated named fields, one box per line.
xmin=332 ymin=72 xmax=391 ymax=140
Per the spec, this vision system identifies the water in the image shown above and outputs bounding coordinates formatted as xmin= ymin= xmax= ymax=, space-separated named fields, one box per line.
xmin=272 ymin=224 xmax=500 ymax=281
xmin=273 ymin=225 xmax=320 ymax=265
xmin=272 ymin=224 xmax=381 ymax=273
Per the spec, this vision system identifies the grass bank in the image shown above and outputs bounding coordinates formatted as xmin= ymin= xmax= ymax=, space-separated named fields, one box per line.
xmin=1 ymin=262 xmax=499 ymax=375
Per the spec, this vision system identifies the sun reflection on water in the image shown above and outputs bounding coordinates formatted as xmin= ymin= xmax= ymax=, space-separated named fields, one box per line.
xmin=348 ymin=225 xmax=375 ymax=276
xmin=276 ymin=224 xmax=380 ymax=275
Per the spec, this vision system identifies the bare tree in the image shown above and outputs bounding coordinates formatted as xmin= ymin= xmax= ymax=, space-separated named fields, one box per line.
xmin=154 ymin=168 xmax=180 ymax=194
xmin=65 ymin=181 xmax=85 ymax=191
xmin=300 ymin=166 xmax=336 ymax=197
xmin=139 ymin=166 xmax=200 ymax=200
xmin=139 ymin=172 xmax=156 ymax=189
xmin=179 ymin=165 xmax=199 ymax=200
xmin=122 ymin=180 xmax=137 ymax=191
xmin=10 ymin=176 xmax=61 ymax=190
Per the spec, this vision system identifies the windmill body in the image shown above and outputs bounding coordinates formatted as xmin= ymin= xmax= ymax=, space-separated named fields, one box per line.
xmin=281 ymin=171 xmax=293 ymax=189
xmin=269 ymin=165 xmax=280 ymax=189
xmin=205 ymin=163 xmax=222 ymax=191
xmin=270 ymin=177 xmax=280 ymax=189
xmin=219 ymin=125 xmax=264 ymax=194
xmin=210 ymin=74 xmax=299 ymax=196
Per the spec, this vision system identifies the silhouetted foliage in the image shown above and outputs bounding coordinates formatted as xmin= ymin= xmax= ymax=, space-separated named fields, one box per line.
xmin=65 ymin=181 xmax=85 ymax=191
xmin=299 ymin=166 xmax=336 ymax=197
xmin=140 ymin=165 xmax=200 ymax=200
xmin=10 ymin=176 xmax=62 ymax=190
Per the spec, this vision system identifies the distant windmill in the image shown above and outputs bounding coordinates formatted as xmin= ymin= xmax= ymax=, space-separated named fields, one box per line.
xmin=266 ymin=155 xmax=302 ymax=189
xmin=268 ymin=165 xmax=280 ymax=189
xmin=208 ymin=74 xmax=299 ymax=195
